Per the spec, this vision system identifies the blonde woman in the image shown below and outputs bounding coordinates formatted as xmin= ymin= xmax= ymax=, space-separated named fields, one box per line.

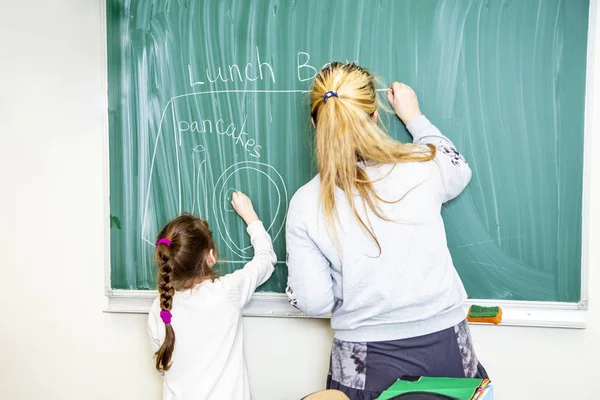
xmin=285 ymin=63 xmax=487 ymax=400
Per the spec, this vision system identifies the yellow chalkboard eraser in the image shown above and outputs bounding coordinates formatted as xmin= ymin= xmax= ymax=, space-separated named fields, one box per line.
xmin=467 ymin=305 xmax=502 ymax=324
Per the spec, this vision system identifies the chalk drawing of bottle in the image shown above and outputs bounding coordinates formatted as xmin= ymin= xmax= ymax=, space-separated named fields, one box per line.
xmin=191 ymin=145 xmax=209 ymax=220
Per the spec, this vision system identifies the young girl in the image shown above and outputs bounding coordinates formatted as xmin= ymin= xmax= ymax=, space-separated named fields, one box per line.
xmin=285 ymin=63 xmax=487 ymax=399
xmin=147 ymin=192 xmax=276 ymax=400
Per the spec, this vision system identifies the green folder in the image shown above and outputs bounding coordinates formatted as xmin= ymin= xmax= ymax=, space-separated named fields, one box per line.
xmin=377 ymin=377 xmax=483 ymax=400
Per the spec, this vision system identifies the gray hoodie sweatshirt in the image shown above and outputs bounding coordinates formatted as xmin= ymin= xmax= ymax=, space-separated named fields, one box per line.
xmin=285 ymin=115 xmax=471 ymax=342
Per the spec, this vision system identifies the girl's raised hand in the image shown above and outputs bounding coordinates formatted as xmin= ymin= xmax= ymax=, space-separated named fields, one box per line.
xmin=387 ymin=82 xmax=422 ymax=126
xmin=231 ymin=191 xmax=259 ymax=225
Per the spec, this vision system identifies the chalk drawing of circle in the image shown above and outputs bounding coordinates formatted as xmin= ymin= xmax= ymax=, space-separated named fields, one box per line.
xmin=212 ymin=161 xmax=288 ymax=260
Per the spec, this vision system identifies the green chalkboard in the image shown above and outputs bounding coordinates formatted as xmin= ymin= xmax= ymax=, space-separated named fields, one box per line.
xmin=108 ymin=0 xmax=588 ymax=302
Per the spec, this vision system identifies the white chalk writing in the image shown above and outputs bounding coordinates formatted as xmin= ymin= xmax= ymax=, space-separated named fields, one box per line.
xmin=178 ymin=116 xmax=261 ymax=158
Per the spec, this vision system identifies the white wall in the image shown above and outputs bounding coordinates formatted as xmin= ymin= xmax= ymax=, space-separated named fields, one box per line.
xmin=1 ymin=1 xmax=599 ymax=399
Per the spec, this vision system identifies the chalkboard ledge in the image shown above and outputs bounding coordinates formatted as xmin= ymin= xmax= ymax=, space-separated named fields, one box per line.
xmin=104 ymin=290 xmax=587 ymax=328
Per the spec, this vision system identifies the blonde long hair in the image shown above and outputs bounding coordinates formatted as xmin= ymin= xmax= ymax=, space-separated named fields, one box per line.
xmin=310 ymin=62 xmax=436 ymax=253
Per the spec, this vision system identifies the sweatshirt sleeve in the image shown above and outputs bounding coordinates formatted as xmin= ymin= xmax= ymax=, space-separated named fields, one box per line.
xmin=222 ymin=221 xmax=276 ymax=308
xmin=285 ymin=196 xmax=335 ymax=317
xmin=407 ymin=115 xmax=472 ymax=202
xmin=147 ymin=299 xmax=165 ymax=377
xmin=147 ymin=304 xmax=162 ymax=354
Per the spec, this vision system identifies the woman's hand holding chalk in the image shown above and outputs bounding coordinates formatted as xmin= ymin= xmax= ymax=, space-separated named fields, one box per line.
xmin=387 ymin=82 xmax=422 ymax=125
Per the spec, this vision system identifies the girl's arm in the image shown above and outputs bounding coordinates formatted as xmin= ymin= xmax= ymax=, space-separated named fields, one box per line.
xmin=408 ymin=115 xmax=472 ymax=202
xmin=388 ymin=82 xmax=472 ymax=202
xmin=147 ymin=300 xmax=165 ymax=376
xmin=147 ymin=303 xmax=161 ymax=353
xmin=224 ymin=193 xmax=277 ymax=308
xmin=284 ymin=195 xmax=335 ymax=317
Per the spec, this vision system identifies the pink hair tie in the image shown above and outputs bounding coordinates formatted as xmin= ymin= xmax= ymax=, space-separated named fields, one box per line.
xmin=160 ymin=310 xmax=172 ymax=324
xmin=156 ymin=238 xmax=171 ymax=247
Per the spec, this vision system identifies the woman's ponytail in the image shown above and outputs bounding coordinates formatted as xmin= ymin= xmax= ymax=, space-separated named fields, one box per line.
xmin=310 ymin=62 xmax=436 ymax=254
xmin=315 ymin=85 xmax=384 ymax=249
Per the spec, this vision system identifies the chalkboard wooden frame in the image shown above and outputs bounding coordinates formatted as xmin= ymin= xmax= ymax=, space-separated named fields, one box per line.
xmin=101 ymin=0 xmax=597 ymax=327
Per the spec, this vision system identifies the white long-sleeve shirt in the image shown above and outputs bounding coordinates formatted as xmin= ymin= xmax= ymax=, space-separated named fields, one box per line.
xmin=285 ymin=115 xmax=472 ymax=342
xmin=148 ymin=221 xmax=276 ymax=400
